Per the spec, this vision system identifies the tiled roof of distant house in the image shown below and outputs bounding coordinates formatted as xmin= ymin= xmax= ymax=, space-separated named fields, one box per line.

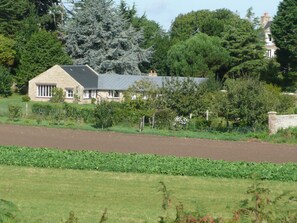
xmin=60 ymin=65 xmax=99 ymax=89
xmin=97 ymin=74 xmax=206 ymax=91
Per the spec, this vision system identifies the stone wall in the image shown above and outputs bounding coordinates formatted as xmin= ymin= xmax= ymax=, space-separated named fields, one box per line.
xmin=28 ymin=65 xmax=83 ymax=103
xmin=268 ymin=112 xmax=297 ymax=134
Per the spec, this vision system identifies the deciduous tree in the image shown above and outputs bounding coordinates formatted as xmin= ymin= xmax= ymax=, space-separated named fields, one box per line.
xmin=167 ymin=33 xmax=230 ymax=78
xmin=0 ymin=35 xmax=16 ymax=67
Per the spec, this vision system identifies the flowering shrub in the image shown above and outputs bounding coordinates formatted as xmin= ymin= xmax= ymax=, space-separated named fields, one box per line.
xmin=173 ymin=116 xmax=188 ymax=130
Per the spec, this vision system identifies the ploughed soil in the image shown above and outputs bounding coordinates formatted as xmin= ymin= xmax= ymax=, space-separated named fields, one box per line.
xmin=0 ymin=124 xmax=296 ymax=163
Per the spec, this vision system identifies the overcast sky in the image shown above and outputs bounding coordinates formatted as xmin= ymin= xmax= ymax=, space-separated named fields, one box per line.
xmin=114 ymin=0 xmax=282 ymax=31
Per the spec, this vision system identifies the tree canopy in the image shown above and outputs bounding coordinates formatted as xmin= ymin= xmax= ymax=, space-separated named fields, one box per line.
xmin=271 ymin=0 xmax=297 ymax=89
xmin=17 ymin=30 xmax=72 ymax=92
xmin=64 ymin=0 xmax=152 ymax=75
xmin=222 ymin=19 xmax=265 ymax=78
xmin=167 ymin=33 xmax=230 ymax=77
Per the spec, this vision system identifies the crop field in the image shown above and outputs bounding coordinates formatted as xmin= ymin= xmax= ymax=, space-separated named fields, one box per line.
xmin=1 ymin=165 xmax=297 ymax=223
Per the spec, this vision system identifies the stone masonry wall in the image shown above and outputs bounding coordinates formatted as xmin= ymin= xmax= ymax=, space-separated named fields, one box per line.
xmin=268 ymin=112 xmax=297 ymax=134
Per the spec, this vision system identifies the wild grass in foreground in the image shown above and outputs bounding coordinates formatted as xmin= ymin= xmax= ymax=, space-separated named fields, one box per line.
xmin=0 ymin=146 xmax=296 ymax=181
xmin=0 ymin=165 xmax=296 ymax=223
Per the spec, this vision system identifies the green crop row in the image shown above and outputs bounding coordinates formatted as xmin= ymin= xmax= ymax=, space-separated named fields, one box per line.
xmin=0 ymin=146 xmax=296 ymax=181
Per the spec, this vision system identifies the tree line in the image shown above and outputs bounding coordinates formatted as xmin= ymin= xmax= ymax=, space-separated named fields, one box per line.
xmin=0 ymin=0 xmax=296 ymax=97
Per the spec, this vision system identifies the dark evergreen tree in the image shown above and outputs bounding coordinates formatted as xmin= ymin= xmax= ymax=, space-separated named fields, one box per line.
xmin=17 ymin=30 xmax=72 ymax=93
xmin=64 ymin=0 xmax=152 ymax=75
xmin=0 ymin=0 xmax=32 ymax=37
xmin=271 ymin=0 xmax=297 ymax=90
xmin=222 ymin=19 xmax=265 ymax=78
xmin=0 ymin=66 xmax=13 ymax=97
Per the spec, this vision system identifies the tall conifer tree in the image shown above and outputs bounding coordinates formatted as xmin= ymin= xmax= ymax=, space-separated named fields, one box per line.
xmin=64 ymin=0 xmax=152 ymax=75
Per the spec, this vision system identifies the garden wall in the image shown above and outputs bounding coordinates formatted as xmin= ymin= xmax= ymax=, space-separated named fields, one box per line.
xmin=268 ymin=112 xmax=297 ymax=134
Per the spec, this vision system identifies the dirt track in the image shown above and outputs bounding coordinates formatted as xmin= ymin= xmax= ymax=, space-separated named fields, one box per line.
xmin=0 ymin=124 xmax=296 ymax=163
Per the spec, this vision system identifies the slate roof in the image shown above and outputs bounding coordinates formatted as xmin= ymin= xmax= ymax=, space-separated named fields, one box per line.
xmin=60 ymin=65 xmax=98 ymax=89
xmin=60 ymin=65 xmax=206 ymax=90
xmin=97 ymin=74 xmax=206 ymax=91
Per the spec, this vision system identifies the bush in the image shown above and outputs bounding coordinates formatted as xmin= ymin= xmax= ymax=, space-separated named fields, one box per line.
xmin=21 ymin=95 xmax=31 ymax=102
xmin=94 ymin=101 xmax=114 ymax=128
xmin=154 ymin=109 xmax=176 ymax=129
xmin=32 ymin=103 xmax=55 ymax=116
xmin=187 ymin=117 xmax=209 ymax=131
xmin=50 ymin=88 xmax=65 ymax=103
xmin=222 ymin=78 xmax=295 ymax=130
xmin=210 ymin=117 xmax=228 ymax=131
xmin=0 ymin=66 xmax=12 ymax=97
xmin=8 ymin=104 xmax=22 ymax=121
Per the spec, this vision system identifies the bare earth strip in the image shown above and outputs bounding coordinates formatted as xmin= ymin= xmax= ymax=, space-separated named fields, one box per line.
xmin=0 ymin=124 xmax=296 ymax=163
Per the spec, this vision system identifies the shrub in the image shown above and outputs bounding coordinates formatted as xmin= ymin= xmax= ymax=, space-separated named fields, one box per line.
xmin=50 ymin=88 xmax=65 ymax=103
xmin=173 ymin=116 xmax=188 ymax=130
xmin=94 ymin=101 xmax=114 ymax=128
xmin=32 ymin=103 xmax=54 ymax=116
xmin=210 ymin=117 xmax=228 ymax=131
xmin=154 ymin=109 xmax=176 ymax=129
xmin=187 ymin=117 xmax=209 ymax=131
xmin=8 ymin=104 xmax=22 ymax=121
xmin=21 ymin=95 xmax=31 ymax=102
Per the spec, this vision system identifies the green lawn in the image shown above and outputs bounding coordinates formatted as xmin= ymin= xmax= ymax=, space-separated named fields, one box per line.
xmin=0 ymin=165 xmax=296 ymax=223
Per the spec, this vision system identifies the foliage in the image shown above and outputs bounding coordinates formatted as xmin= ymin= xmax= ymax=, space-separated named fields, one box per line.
xmin=94 ymin=101 xmax=114 ymax=128
xmin=0 ymin=34 xmax=16 ymax=67
xmin=167 ymin=33 xmax=230 ymax=78
xmin=222 ymin=19 xmax=266 ymax=78
xmin=50 ymin=88 xmax=65 ymax=103
xmin=150 ymin=34 xmax=172 ymax=75
xmin=0 ymin=146 xmax=296 ymax=181
xmin=31 ymin=102 xmax=95 ymax=123
xmin=8 ymin=104 xmax=22 ymax=121
xmin=158 ymin=77 xmax=221 ymax=117
xmin=158 ymin=181 xmax=297 ymax=223
xmin=173 ymin=116 xmax=189 ymax=130
xmin=0 ymin=66 xmax=13 ymax=97
xmin=234 ymin=182 xmax=297 ymax=223
xmin=170 ymin=9 xmax=241 ymax=43
xmin=21 ymin=95 xmax=30 ymax=102
xmin=222 ymin=78 xmax=295 ymax=129
xmin=271 ymin=0 xmax=297 ymax=90
xmin=154 ymin=109 xmax=176 ymax=129
xmin=0 ymin=0 xmax=32 ymax=37
xmin=64 ymin=0 xmax=152 ymax=75
xmin=16 ymin=30 xmax=72 ymax=93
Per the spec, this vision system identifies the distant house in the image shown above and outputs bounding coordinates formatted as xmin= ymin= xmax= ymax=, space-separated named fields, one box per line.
xmin=28 ymin=65 xmax=206 ymax=104
xmin=261 ymin=12 xmax=277 ymax=58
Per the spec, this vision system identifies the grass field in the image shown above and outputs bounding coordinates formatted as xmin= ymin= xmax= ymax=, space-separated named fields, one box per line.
xmin=0 ymin=165 xmax=296 ymax=223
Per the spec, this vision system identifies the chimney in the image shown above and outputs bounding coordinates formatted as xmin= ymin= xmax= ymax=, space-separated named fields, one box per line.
xmin=261 ymin=12 xmax=271 ymax=27
xmin=148 ymin=69 xmax=157 ymax=77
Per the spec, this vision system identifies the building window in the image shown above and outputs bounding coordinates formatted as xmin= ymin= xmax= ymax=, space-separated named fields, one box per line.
xmin=83 ymin=90 xmax=96 ymax=99
xmin=37 ymin=85 xmax=55 ymax=97
xmin=66 ymin=89 xmax=74 ymax=98
xmin=108 ymin=90 xmax=120 ymax=98
xmin=268 ymin=34 xmax=272 ymax=42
